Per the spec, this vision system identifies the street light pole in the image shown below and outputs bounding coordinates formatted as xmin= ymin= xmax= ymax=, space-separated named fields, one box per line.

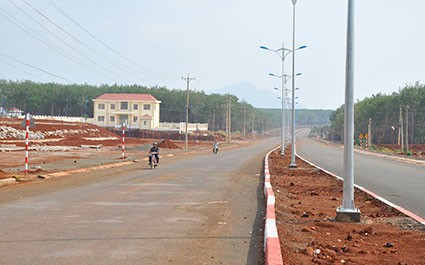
xmin=280 ymin=43 xmax=286 ymax=155
xmin=261 ymin=44 xmax=290 ymax=155
xmin=289 ymin=0 xmax=298 ymax=168
xmin=336 ymin=0 xmax=360 ymax=222
xmin=260 ymin=43 xmax=306 ymax=155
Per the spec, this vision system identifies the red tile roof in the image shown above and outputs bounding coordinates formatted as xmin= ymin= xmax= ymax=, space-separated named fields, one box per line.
xmin=95 ymin=93 xmax=159 ymax=101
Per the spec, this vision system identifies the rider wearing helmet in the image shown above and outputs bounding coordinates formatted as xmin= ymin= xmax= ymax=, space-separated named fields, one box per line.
xmin=149 ymin=142 xmax=160 ymax=165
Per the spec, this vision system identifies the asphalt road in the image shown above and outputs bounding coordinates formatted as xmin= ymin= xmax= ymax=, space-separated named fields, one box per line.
xmin=296 ymin=130 xmax=425 ymax=219
xmin=0 ymin=138 xmax=279 ymax=265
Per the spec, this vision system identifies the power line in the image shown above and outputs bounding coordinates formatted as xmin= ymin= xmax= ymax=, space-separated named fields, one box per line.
xmin=0 ymin=7 xmax=87 ymax=83
xmin=6 ymin=0 xmax=119 ymax=83
xmin=44 ymin=0 xmax=181 ymax=81
xmin=0 ymin=58 xmax=46 ymax=82
xmin=21 ymin=0 xmax=141 ymax=84
xmin=0 ymin=52 xmax=75 ymax=83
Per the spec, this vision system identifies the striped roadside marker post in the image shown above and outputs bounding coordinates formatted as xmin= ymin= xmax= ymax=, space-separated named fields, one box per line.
xmin=24 ymin=113 xmax=30 ymax=174
xmin=121 ymin=122 xmax=126 ymax=159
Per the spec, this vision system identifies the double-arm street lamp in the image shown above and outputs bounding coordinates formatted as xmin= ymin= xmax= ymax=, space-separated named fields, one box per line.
xmin=260 ymin=44 xmax=306 ymax=155
xmin=270 ymin=72 xmax=302 ymax=147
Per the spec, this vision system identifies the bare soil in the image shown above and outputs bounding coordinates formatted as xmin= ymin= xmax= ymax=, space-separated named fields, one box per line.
xmin=3 ymin=117 xmax=425 ymax=264
xmin=269 ymin=149 xmax=425 ymax=265
xmin=0 ymin=117 xmax=214 ymax=180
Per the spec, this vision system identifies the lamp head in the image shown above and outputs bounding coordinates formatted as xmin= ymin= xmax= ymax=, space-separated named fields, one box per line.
xmin=260 ymin=46 xmax=269 ymax=50
xmin=298 ymin=45 xmax=307 ymax=50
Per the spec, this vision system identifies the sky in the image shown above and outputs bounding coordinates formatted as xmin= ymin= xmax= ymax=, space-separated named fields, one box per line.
xmin=1 ymin=0 xmax=424 ymax=110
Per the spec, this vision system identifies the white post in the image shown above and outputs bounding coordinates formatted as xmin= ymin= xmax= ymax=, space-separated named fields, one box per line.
xmin=289 ymin=0 xmax=298 ymax=168
xmin=281 ymin=43 xmax=286 ymax=155
xmin=121 ymin=121 xmax=126 ymax=159
xmin=24 ymin=113 xmax=30 ymax=174
xmin=336 ymin=0 xmax=361 ymax=222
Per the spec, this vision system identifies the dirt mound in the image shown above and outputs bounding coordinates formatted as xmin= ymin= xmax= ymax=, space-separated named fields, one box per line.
xmin=157 ymin=139 xmax=181 ymax=149
xmin=0 ymin=169 xmax=9 ymax=179
xmin=0 ymin=117 xmax=119 ymax=146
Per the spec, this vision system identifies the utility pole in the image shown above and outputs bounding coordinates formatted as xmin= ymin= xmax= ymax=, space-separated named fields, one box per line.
xmin=399 ymin=105 xmax=404 ymax=150
xmin=182 ymin=74 xmax=195 ymax=149
xmin=367 ymin=118 xmax=372 ymax=149
xmin=243 ymin=104 xmax=246 ymax=140
xmin=251 ymin=114 xmax=255 ymax=137
xmin=226 ymin=97 xmax=232 ymax=143
xmin=212 ymin=113 xmax=215 ymax=132
xmin=405 ymin=105 xmax=409 ymax=152
xmin=411 ymin=109 xmax=415 ymax=146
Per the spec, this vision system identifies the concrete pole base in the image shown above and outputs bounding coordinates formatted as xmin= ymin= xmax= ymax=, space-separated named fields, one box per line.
xmin=335 ymin=209 xmax=361 ymax=222
xmin=289 ymin=163 xmax=297 ymax=168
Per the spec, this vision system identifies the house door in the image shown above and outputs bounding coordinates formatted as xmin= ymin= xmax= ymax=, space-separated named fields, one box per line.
xmin=118 ymin=115 xmax=128 ymax=126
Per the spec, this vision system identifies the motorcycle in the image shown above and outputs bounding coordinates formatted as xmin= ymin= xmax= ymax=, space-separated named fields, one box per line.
xmin=212 ymin=147 xmax=218 ymax=154
xmin=149 ymin=152 xmax=158 ymax=169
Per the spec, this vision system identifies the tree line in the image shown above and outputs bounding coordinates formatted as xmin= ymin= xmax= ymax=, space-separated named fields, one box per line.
xmin=0 ymin=79 xmax=332 ymax=134
xmin=326 ymin=82 xmax=425 ymax=145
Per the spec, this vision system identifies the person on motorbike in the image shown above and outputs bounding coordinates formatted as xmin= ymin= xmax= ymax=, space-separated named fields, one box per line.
xmin=212 ymin=140 xmax=219 ymax=154
xmin=148 ymin=142 xmax=160 ymax=165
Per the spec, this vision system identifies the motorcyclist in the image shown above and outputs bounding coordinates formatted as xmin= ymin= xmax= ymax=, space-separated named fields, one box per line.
xmin=148 ymin=142 xmax=160 ymax=165
xmin=212 ymin=140 xmax=219 ymax=154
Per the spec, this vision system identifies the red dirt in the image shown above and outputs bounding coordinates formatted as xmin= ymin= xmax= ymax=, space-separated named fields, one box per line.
xmin=0 ymin=169 xmax=7 ymax=178
xmin=157 ymin=138 xmax=181 ymax=149
xmin=269 ymin=149 xmax=425 ymax=265
xmin=0 ymin=117 xmax=213 ymax=180
xmin=0 ymin=117 xmax=176 ymax=148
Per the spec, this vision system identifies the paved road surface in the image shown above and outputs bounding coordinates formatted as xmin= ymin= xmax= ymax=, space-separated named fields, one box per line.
xmin=296 ymin=130 xmax=425 ymax=219
xmin=0 ymin=138 xmax=279 ymax=265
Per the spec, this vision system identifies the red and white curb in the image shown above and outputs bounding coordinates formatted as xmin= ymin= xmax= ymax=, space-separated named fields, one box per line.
xmin=263 ymin=147 xmax=425 ymax=265
xmin=297 ymin=155 xmax=425 ymax=226
xmin=263 ymin=147 xmax=283 ymax=265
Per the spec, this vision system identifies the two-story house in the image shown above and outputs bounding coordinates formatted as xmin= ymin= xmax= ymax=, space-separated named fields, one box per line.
xmin=93 ymin=93 xmax=161 ymax=129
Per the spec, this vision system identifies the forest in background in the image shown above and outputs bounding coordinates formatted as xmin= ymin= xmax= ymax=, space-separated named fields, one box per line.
xmin=325 ymin=82 xmax=425 ymax=145
xmin=0 ymin=80 xmax=332 ymax=134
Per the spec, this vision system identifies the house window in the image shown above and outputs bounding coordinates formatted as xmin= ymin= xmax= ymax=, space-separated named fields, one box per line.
xmin=110 ymin=116 xmax=115 ymax=122
xmin=143 ymin=104 xmax=151 ymax=110
xmin=133 ymin=104 xmax=138 ymax=110
xmin=97 ymin=116 xmax=105 ymax=122
xmin=143 ymin=121 xmax=148 ymax=125
xmin=110 ymin=104 xmax=115 ymax=110
xmin=120 ymin=102 xmax=128 ymax=110
xmin=98 ymin=103 xmax=105 ymax=110
xmin=133 ymin=117 xmax=138 ymax=123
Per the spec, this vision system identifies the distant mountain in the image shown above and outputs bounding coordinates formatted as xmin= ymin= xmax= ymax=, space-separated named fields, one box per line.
xmin=207 ymin=82 xmax=281 ymax=109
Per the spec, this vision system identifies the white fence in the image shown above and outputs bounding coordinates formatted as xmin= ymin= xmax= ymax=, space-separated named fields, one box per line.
xmin=15 ymin=115 xmax=89 ymax=123
xmin=157 ymin=122 xmax=208 ymax=133
xmin=7 ymin=115 xmax=208 ymax=132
